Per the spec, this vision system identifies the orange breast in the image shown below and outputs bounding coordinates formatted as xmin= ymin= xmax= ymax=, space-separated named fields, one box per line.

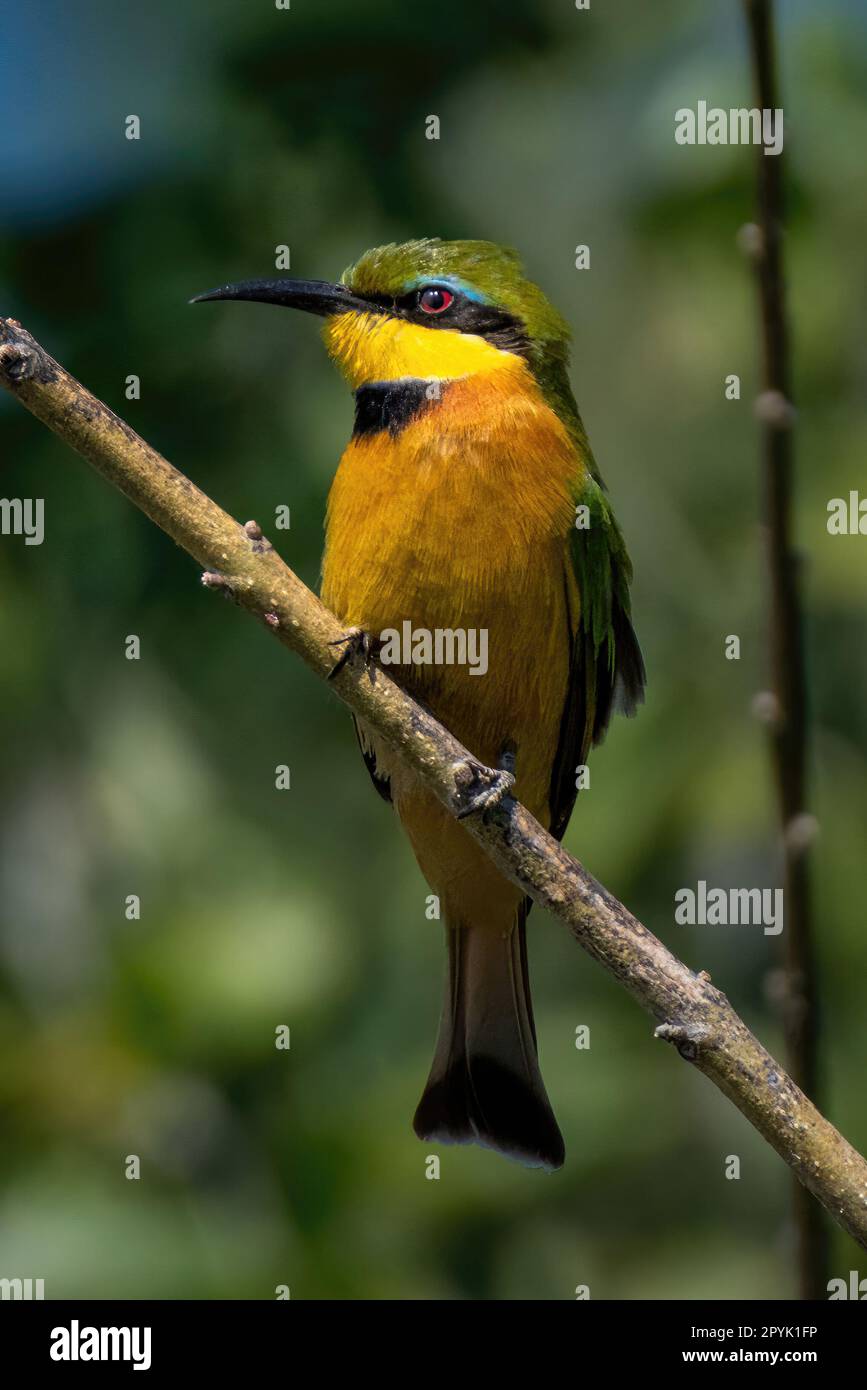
xmin=321 ymin=364 xmax=585 ymax=926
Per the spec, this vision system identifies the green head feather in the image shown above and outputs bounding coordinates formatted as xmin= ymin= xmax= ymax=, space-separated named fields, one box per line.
xmin=342 ymin=238 xmax=584 ymax=439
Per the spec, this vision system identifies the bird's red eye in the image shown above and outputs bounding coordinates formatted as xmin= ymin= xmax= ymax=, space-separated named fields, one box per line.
xmin=419 ymin=286 xmax=453 ymax=314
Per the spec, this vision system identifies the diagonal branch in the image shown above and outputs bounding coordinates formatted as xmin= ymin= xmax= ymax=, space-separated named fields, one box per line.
xmin=2 ymin=315 xmax=866 ymax=1253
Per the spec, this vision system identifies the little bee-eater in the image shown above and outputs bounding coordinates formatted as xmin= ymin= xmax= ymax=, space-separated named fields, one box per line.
xmin=194 ymin=239 xmax=644 ymax=1171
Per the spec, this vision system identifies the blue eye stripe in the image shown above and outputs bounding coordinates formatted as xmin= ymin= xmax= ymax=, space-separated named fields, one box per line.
xmin=402 ymin=275 xmax=489 ymax=304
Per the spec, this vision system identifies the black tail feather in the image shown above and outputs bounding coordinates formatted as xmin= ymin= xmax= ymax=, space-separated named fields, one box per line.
xmin=413 ymin=910 xmax=564 ymax=1172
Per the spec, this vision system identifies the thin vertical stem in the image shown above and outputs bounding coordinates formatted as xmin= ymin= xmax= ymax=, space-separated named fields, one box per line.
xmin=742 ymin=0 xmax=828 ymax=1299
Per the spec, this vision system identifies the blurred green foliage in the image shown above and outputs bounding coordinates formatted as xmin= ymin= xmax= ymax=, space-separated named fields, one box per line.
xmin=0 ymin=0 xmax=865 ymax=1299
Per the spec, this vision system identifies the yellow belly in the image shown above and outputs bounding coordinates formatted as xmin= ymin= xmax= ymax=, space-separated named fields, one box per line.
xmin=321 ymin=367 xmax=584 ymax=926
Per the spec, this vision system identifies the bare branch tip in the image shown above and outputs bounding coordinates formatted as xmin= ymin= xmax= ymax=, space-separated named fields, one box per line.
xmin=0 ymin=336 xmax=34 ymax=385
xmin=0 ymin=321 xmax=56 ymax=387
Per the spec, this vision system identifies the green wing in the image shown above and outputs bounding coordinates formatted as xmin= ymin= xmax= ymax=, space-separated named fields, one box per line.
xmin=548 ymin=473 xmax=645 ymax=842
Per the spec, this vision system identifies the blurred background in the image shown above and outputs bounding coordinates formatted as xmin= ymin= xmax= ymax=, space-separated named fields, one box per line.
xmin=0 ymin=0 xmax=865 ymax=1300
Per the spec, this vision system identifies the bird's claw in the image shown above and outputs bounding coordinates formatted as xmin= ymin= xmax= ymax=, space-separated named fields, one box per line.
xmin=327 ymin=626 xmax=378 ymax=680
xmin=453 ymin=761 xmax=516 ymax=821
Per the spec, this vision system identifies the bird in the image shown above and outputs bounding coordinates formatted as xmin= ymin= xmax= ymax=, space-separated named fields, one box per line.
xmin=192 ymin=239 xmax=645 ymax=1172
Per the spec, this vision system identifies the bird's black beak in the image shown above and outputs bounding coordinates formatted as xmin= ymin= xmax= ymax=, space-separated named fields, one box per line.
xmin=189 ymin=278 xmax=373 ymax=317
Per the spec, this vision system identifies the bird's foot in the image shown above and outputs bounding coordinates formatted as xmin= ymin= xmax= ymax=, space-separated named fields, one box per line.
xmin=327 ymin=626 xmax=379 ymax=680
xmin=454 ymin=742 xmax=517 ymax=821
xmin=498 ymin=739 xmax=517 ymax=778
